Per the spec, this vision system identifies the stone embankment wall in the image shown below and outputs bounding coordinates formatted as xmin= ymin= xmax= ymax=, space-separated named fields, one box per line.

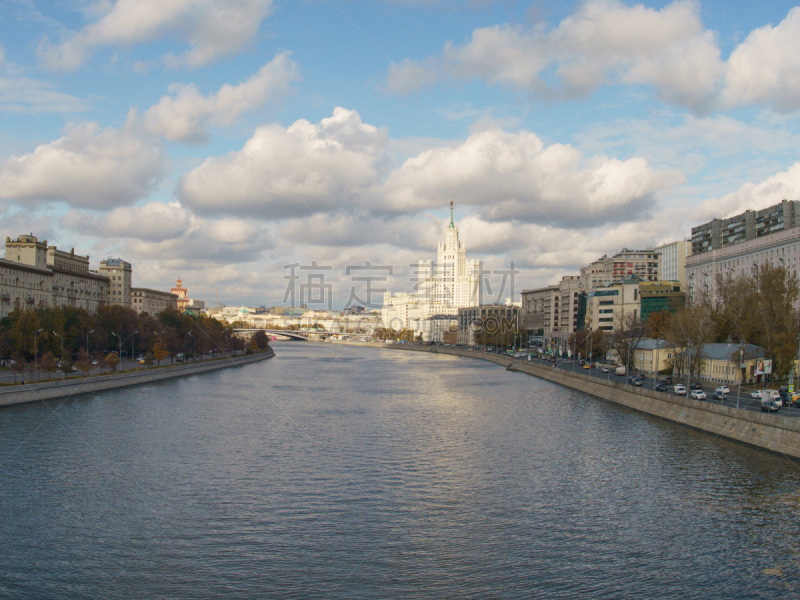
xmin=344 ymin=342 xmax=800 ymax=459
xmin=0 ymin=349 xmax=275 ymax=408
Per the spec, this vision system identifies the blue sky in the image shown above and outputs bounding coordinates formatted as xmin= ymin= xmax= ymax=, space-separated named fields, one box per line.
xmin=2 ymin=0 xmax=800 ymax=308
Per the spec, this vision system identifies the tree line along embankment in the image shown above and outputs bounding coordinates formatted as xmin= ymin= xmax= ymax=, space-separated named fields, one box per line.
xmin=0 ymin=348 xmax=275 ymax=408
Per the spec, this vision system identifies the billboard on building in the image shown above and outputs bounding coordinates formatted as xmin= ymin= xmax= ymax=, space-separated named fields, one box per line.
xmin=754 ymin=359 xmax=772 ymax=375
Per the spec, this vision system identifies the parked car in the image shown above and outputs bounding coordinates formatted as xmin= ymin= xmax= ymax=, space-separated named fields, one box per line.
xmin=674 ymin=384 xmax=687 ymax=396
xmin=691 ymin=390 xmax=707 ymax=400
xmin=715 ymin=386 xmax=731 ymax=394
xmin=656 ymin=383 xmax=668 ymax=392
xmin=689 ymin=382 xmax=703 ymax=390
xmin=601 ymin=367 xmax=610 ymax=373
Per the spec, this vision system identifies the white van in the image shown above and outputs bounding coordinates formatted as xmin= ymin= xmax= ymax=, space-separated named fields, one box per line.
xmin=762 ymin=390 xmax=782 ymax=408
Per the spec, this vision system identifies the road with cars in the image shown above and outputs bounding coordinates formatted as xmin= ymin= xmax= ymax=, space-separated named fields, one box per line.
xmin=0 ymin=352 xmax=223 ymax=385
xmin=498 ymin=350 xmax=800 ymax=419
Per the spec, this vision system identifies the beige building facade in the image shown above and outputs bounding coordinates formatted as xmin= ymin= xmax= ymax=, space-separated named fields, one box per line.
xmin=99 ymin=259 xmax=132 ymax=308
xmin=131 ymin=288 xmax=179 ymax=315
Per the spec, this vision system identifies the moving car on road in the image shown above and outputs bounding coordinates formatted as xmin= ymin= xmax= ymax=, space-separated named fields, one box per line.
xmin=615 ymin=366 xmax=627 ymax=376
xmin=689 ymin=382 xmax=702 ymax=390
xmin=766 ymin=390 xmax=782 ymax=407
xmin=691 ymin=390 xmax=707 ymax=400
xmin=712 ymin=391 xmax=727 ymax=401
xmin=656 ymin=383 xmax=668 ymax=392
xmin=601 ymin=367 xmax=610 ymax=373
xmin=762 ymin=400 xmax=780 ymax=412
xmin=751 ymin=390 xmax=763 ymax=399
xmin=628 ymin=377 xmax=643 ymax=387
xmin=674 ymin=384 xmax=687 ymax=396
xmin=715 ymin=385 xmax=731 ymax=394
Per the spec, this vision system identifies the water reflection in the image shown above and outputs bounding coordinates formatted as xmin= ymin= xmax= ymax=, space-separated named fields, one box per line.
xmin=0 ymin=341 xmax=799 ymax=599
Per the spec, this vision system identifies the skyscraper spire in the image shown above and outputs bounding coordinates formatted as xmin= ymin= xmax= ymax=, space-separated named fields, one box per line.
xmin=449 ymin=201 xmax=454 ymax=229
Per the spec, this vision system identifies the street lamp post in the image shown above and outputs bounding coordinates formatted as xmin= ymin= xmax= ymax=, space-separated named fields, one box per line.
xmin=34 ymin=328 xmax=43 ymax=380
xmin=111 ymin=332 xmax=121 ymax=372
xmin=686 ymin=339 xmax=692 ymax=396
xmin=187 ymin=331 xmax=194 ymax=362
xmin=131 ymin=330 xmax=138 ymax=363
xmin=52 ymin=331 xmax=64 ymax=378
xmin=86 ymin=329 xmax=94 ymax=355
xmin=738 ymin=345 xmax=744 ymax=410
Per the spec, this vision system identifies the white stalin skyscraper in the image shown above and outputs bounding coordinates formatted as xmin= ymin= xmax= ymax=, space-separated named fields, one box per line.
xmin=382 ymin=202 xmax=482 ymax=335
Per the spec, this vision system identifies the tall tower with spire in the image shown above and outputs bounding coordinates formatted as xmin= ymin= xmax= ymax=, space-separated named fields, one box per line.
xmin=382 ymin=202 xmax=482 ymax=339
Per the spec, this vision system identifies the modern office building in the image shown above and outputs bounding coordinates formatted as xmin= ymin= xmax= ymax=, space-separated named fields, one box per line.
xmin=651 ymin=239 xmax=691 ymax=286
xmin=457 ymin=304 xmax=520 ymax=346
xmin=639 ymin=281 xmax=685 ymax=321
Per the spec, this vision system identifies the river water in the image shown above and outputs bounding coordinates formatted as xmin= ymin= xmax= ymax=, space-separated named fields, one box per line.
xmin=2 ymin=342 xmax=800 ymax=599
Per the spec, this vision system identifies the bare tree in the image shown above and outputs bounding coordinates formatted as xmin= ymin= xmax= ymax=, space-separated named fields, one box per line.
xmin=40 ymin=351 xmax=57 ymax=381
xmin=610 ymin=312 xmax=648 ymax=371
xmin=9 ymin=353 xmax=26 ymax=383
xmin=665 ymin=305 xmax=715 ymax=379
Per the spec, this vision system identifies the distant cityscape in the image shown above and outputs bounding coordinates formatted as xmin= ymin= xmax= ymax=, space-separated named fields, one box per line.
xmin=4 ymin=198 xmax=800 ymax=382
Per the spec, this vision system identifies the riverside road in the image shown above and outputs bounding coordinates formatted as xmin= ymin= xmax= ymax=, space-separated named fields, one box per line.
xmin=513 ymin=352 xmax=797 ymax=418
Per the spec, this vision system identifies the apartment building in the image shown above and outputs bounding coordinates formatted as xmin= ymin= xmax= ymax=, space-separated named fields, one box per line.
xmin=584 ymin=276 xmax=643 ymax=332
xmin=0 ymin=256 xmax=53 ymax=319
xmin=686 ymin=200 xmax=800 ymax=304
xmin=131 ymin=287 xmax=179 ymax=315
xmin=651 ymin=239 xmax=691 ymax=287
xmin=1 ymin=234 xmax=113 ymax=318
xmin=47 ymin=245 xmax=108 ymax=312
xmin=99 ymin=258 xmax=132 ymax=308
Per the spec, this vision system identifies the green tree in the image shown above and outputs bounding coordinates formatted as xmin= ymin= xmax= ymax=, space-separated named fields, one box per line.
xmin=152 ymin=341 xmax=169 ymax=366
xmin=8 ymin=309 xmax=41 ymax=356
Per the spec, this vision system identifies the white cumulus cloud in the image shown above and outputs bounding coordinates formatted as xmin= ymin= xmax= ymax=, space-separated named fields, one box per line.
xmin=178 ymin=107 xmax=389 ymax=219
xmin=723 ymin=8 xmax=800 ymax=113
xmin=37 ymin=0 xmax=273 ymax=71
xmin=388 ymin=0 xmax=723 ymax=112
xmin=693 ymin=163 xmax=800 ymax=221
xmin=0 ymin=122 xmax=168 ymax=209
xmin=143 ymin=51 xmax=299 ymax=144
xmin=380 ymin=127 xmax=678 ymax=227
